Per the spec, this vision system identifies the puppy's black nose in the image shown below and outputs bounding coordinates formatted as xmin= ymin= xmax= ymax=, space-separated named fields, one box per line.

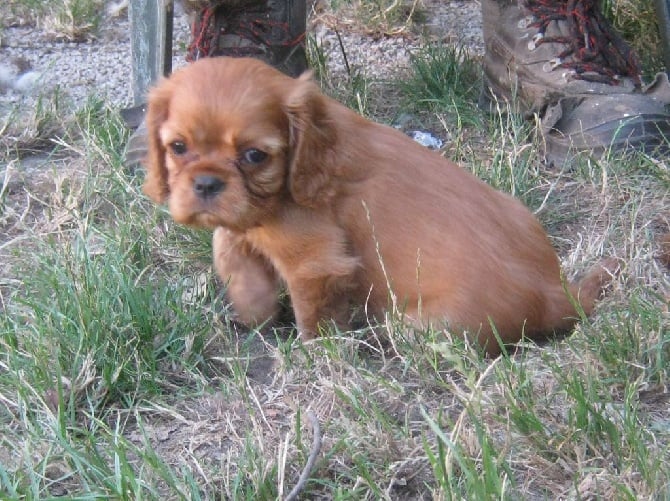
xmin=193 ymin=175 xmax=225 ymax=199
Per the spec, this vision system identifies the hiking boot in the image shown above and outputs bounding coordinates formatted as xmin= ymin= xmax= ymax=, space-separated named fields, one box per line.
xmin=184 ymin=0 xmax=307 ymax=77
xmin=480 ymin=0 xmax=670 ymax=163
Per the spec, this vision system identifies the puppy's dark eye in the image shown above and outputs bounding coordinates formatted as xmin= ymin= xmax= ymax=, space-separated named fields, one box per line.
xmin=242 ymin=148 xmax=268 ymax=165
xmin=169 ymin=141 xmax=187 ymax=155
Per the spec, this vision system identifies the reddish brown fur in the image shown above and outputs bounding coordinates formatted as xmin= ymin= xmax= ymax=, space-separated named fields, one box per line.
xmin=143 ymin=57 xmax=616 ymax=355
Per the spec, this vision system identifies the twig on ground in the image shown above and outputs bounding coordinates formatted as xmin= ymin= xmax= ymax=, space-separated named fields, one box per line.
xmin=285 ymin=410 xmax=322 ymax=501
xmin=334 ymin=29 xmax=351 ymax=77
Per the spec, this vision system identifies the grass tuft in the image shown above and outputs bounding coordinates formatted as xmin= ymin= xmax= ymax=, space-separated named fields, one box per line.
xmin=0 ymin=88 xmax=74 ymax=160
xmin=399 ymin=42 xmax=482 ymax=128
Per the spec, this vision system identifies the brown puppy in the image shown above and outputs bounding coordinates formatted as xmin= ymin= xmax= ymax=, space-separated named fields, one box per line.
xmin=143 ymin=56 xmax=615 ymax=354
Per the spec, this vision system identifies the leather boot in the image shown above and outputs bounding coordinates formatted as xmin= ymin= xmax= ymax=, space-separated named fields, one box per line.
xmin=480 ymin=0 xmax=670 ymax=163
xmin=184 ymin=0 xmax=307 ymax=77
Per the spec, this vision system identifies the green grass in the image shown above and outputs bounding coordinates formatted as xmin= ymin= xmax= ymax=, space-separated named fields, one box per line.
xmin=1 ymin=0 xmax=670 ymax=499
xmin=398 ymin=43 xmax=482 ymax=127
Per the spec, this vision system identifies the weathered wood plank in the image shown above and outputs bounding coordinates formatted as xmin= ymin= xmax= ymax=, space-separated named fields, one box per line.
xmin=656 ymin=0 xmax=670 ymax=74
xmin=129 ymin=0 xmax=174 ymax=105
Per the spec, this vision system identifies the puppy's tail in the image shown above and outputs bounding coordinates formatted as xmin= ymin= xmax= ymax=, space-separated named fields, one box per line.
xmin=547 ymin=257 xmax=621 ymax=331
xmin=571 ymin=257 xmax=621 ymax=315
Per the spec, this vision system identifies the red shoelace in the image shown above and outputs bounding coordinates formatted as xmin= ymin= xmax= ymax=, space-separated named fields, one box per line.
xmin=524 ymin=0 xmax=642 ymax=88
xmin=187 ymin=3 xmax=304 ymax=62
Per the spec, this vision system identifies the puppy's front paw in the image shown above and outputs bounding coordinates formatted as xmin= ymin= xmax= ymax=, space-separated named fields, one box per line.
xmin=213 ymin=227 xmax=280 ymax=328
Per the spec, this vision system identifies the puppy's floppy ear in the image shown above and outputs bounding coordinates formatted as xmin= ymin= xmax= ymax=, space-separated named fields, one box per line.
xmin=284 ymin=73 xmax=338 ymax=207
xmin=142 ymin=80 xmax=172 ymax=203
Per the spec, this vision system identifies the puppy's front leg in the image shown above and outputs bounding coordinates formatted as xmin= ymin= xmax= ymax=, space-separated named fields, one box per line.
xmin=286 ymin=272 xmax=357 ymax=340
xmin=213 ymin=228 xmax=280 ymax=328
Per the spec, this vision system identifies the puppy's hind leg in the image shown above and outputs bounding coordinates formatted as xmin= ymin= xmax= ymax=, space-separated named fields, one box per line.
xmin=288 ymin=272 xmax=359 ymax=341
xmin=544 ymin=257 xmax=621 ymax=332
xmin=213 ymin=227 xmax=281 ymax=328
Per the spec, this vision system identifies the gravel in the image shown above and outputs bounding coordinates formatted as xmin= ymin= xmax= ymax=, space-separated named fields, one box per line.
xmin=314 ymin=0 xmax=483 ymax=79
xmin=0 ymin=0 xmax=483 ymax=116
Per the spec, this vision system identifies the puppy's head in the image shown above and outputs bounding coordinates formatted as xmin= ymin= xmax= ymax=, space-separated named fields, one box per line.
xmin=142 ymin=57 xmax=338 ymax=231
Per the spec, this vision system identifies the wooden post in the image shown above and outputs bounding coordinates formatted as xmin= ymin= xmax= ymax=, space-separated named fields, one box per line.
xmin=129 ymin=0 xmax=174 ymax=105
xmin=655 ymin=0 xmax=670 ymax=74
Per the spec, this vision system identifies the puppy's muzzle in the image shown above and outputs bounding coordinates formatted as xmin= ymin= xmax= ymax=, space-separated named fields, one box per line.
xmin=194 ymin=175 xmax=225 ymax=199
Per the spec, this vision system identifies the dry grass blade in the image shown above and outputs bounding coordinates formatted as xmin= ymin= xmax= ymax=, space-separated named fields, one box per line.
xmin=444 ymin=355 xmax=502 ymax=477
